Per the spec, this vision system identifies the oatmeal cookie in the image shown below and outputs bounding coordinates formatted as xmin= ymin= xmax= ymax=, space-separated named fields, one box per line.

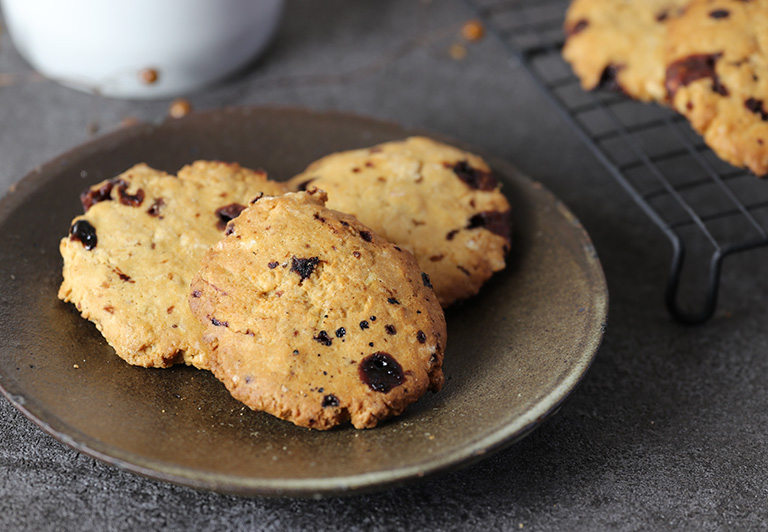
xmin=287 ymin=137 xmax=511 ymax=307
xmin=58 ymin=161 xmax=287 ymax=369
xmin=563 ymin=0 xmax=689 ymax=102
xmin=189 ymin=191 xmax=446 ymax=430
xmin=665 ymin=0 xmax=768 ymax=175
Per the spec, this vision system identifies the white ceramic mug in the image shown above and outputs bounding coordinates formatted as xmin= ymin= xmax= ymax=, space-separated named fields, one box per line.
xmin=0 ymin=0 xmax=284 ymax=99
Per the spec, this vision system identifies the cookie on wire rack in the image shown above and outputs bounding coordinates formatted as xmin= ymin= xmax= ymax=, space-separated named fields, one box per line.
xmin=664 ymin=0 xmax=768 ymax=176
xmin=563 ymin=0 xmax=689 ymax=102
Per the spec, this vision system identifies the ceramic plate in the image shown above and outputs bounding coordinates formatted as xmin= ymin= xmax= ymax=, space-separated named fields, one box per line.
xmin=0 ymin=107 xmax=607 ymax=497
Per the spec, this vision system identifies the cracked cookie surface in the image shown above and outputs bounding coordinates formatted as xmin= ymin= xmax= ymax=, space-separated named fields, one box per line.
xmin=189 ymin=191 xmax=446 ymax=430
xmin=287 ymin=137 xmax=511 ymax=307
xmin=665 ymin=0 xmax=768 ymax=175
xmin=563 ymin=0 xmax=689 ymax=102
xmin=58 ymin=161 xmax=287 ymax=369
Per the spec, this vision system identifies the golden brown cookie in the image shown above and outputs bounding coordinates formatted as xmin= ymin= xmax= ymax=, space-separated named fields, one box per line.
xmin=58 ymin=161 xmax=287 ymax=369
xmin=665 ymin=0 xmax=768 ymax=175
xmin=563 ymin=0 xmax=689 ymax=102
xmin=286 ymin=137 xmax=511 ymax=307
xmin=189 ymin=191 xmax=446 ymax=430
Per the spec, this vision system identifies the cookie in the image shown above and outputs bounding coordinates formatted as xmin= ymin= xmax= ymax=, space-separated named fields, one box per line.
xmin=58 ymin=161 xmax=287 ymax=369
xmin=562 ymin=0 xmax=689 ymax=102
xmin=189 ymin=191 xmax=446 ymax=430
xmin=286 ymin=137 xmax=511 ymax=307
xmin=664 ymin=0 xmax=768 ymax=176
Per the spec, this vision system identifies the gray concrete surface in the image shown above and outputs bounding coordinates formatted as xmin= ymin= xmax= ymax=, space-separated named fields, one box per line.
xmin=2 ymin=1 xmax=768 ymax=530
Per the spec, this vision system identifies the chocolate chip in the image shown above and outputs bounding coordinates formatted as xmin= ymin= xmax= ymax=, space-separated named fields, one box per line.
xmin=387 ymin=298 xmax=400 ymax=305
xmin=321 ymin=394 xmax=339 ymax=407
xmin=313 ymin=331 xmax=333 ymax=346
xmin=745 ymin=98 xmax=768 ymax=121
xmin=360 ymin=320 xmax=370 ymax=330
xmin=191 ymin=290 xmax=202 ymax=298
xmin=450 ymin=161 xmax=498 ymax=191
xmin=146 ymin=197 xmax=165 ymax=217
xmin=117 ymin=182 xmax=145 ymax=207
xmin=80 ymin=178 xmax=118 ymax=212
xmin=370 ymin=316 xmax=376 ymax=321
xmin=656 ymin=10 xmax=669 ymax=22
xmin=215 ymin=203 xmax=246 ymax=230
xmin=336 ymin=327 xmax=346 ymax=338
xmin=114 ymin=267 xmax=132 ymax=282
xmin=713 ymin=78 xmax=729 ymax=96
xmin=290 ymin=256 xmax=320 ymax=281
xmin=359 ymin=231 xmax=373 ymax=242
xmin=385 ymin=325 xmax=397 ymax=335
xmin=417 ymin=330 xmax=426 ymax=344
xmin=467 ymin=210 xmax=512 ymax=240
xmin=421 ymin=272 xmax=433 ymax=289
xmin=69 ymin=220 xmax=97 ymax=250
xmin=313 ymin=213 xmax=326 ymax=223
xmin=566 ymin=18 xmax=589 ymax=37
xmin=268 ymin=261 xmax=279 ymax=269
xmin=359 ymin=352 xmax=405 ymax=393
xmin=596 ymin=63 xmax=626 ymax=94
xmin=353 ymin=251 xmax=361 ymax=258
xmin=211 ymin=317 xmax=229 ymax=327
xmin=666 ymin=53 xmax=727 ymax=99
xmin=446 ymin=230 xmax=459 ymax=241
xmin=709 ymin=9 xmax=730 ymax=18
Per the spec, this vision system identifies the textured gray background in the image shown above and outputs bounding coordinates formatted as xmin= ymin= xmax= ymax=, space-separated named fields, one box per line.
xmin=2 ymin=1 xmax=768 ymax=530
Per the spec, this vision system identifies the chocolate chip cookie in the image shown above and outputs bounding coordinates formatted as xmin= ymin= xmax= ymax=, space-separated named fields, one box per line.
xmin=665 ymin=0 xmax=768 ymax=175
xmin=189 ymin=191 xmax=446 ymax=430
xmin=563 ymin=0 xmax=689 ymax=102
xmin=287 ymin=137 xmax=511 ymax=307
xmin=58 ymin=161 xmax=287 ymax=369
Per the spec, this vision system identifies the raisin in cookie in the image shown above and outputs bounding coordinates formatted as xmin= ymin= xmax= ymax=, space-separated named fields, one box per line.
xmin=58 ymin=161 xmax=287 ymax=369
xmin=189 ymin=191 xmax=446 ymax=430
xmin=286 ymin=137 xmax=511 ymax=307
xmin=563 ymin=0 xmax=689 ymax=102
xmin=665 ymin=0 xmax=768 ymax=176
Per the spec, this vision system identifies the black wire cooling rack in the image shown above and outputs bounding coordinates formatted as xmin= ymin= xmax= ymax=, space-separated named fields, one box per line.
xmin=464 ymin=0 xmax=768 ymax=324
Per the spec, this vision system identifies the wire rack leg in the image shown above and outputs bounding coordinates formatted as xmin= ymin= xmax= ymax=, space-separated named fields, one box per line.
xmin=664 ymin=236 xmax=722 ymax=325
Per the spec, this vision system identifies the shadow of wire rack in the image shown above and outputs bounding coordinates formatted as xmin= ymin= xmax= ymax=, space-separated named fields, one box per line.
xmin=463 ymin=0 xmax=768 ymax=324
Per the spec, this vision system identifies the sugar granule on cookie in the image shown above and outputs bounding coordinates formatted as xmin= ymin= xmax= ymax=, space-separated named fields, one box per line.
xmin=58 ymin=161 xmax=287 ymax=369
xmin=287 ymin=136 xmax=511 ymax=307
xmin=189 ymin=190 xmax=447 ymax=430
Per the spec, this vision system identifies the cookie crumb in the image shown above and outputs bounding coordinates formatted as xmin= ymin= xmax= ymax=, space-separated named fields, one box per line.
xmin=139 ymin=68 xmax=159 ymax=84
xmin=169 ymin=98 xmax=192 ymax=118
xmin=462 ymin=20 xmax=485 ymax=42
xmin=449 ymin=43 xmax=467 ymax=61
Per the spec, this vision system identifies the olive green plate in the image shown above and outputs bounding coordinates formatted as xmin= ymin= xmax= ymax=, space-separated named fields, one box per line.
xmin=0 ymin=107 xmax=607 ymax=497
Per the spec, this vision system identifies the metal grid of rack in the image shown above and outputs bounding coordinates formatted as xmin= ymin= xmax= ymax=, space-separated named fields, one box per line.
xmin=464 ymin=0 xmax=768 ymax=323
